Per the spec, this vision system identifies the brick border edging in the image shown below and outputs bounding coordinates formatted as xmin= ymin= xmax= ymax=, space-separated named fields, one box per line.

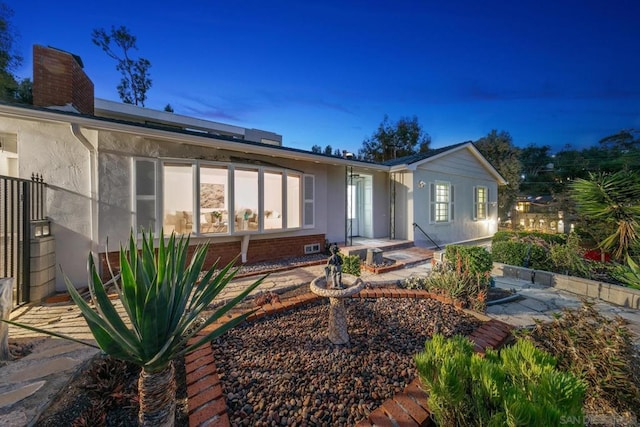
xmin=186 ymin=289 xmax=514 ymax=427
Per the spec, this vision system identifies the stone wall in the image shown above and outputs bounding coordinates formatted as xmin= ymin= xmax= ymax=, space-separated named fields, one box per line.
xmin=492 ymin=262 xmax=640 ymax=309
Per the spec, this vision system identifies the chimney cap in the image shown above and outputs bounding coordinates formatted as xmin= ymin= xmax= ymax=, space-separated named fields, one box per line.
xmin=45 ymin=45 xmax=84 ymax=68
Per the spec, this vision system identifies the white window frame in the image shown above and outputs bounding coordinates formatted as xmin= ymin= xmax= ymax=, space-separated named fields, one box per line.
xmin=303 ymin=174 xmax=315 ymax=228
xmin=132 ymin=158 xmax=158 ymax=235
xmin=474 ymin=186 xmax=488 ymax=220
xmin=133 ymin=158 xmax=314 ymax=235
xmin=430 ymin=181 xmax=454 ymax=223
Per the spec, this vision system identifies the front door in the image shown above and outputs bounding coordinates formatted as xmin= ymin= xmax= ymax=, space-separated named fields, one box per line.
xmin=347 ymin=174 xmax=373 ymax=241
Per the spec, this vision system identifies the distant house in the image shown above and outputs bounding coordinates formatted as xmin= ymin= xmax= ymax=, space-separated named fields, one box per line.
xmin=511 ymin=195 xmax=567 ymax=233
xmin=0 ymin=45 xmax=505 ymax=301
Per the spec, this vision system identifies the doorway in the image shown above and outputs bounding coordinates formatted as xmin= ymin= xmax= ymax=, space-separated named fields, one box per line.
xmin=347 ymin=173 xmax=373 ymax=242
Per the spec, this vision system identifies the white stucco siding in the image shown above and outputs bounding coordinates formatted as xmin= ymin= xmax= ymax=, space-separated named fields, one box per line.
xmin=0 ymin=117 xmax=94 ymax=289
xmin=412 ymin=148 xmax=499 ymax=247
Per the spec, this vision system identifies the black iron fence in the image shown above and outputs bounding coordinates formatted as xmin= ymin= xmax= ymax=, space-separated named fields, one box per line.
xmin=0 ymin=174 xmax=47 ymax=305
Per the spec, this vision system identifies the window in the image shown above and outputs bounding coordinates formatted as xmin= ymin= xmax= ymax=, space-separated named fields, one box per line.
xmin=199 ymin=166 xmax=228 ymax=234
xmin=133 ymin=159 xmax=157 ymax=233
xmin=133 ymin=160 xmax=312 ymax=235
xmin=264 ymin=171 xmax=283 ymax=230
xmin=303 ymin=175 xmax=314 ymax=228
xmin=163 ymin=163 xmax=194 ymax=235
xmin=234 ymin=168 xmax=259 ymax=231
xmin=474 ymin=186 xmax=488 ymax=220
xmin=430 ymin=181 xmax=454 ymax=223
xmin=286 ymin=174 xmax=301 ymax=228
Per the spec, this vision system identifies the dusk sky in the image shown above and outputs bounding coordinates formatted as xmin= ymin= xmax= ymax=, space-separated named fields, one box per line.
xmin=10 ymin=0 xmax=640 ymax=154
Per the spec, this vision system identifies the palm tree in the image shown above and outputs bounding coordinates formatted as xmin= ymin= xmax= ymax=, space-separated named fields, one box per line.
xmin=571 ymin=170 xmax=640 ymax=263
xmin=3 ymin=230 xmax=266 ymax=426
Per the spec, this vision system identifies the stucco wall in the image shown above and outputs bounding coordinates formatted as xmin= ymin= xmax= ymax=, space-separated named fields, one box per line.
xmin=0 ymin=117 xmax=93 ymax=289
xmin=97 ymin=131 xmax=336 ymax=253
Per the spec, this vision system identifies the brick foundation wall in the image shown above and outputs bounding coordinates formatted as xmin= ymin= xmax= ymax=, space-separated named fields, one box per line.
xmin=33 ymin=45 xmax=95 ymax=115
xmin=99 ymin=234 xmax=325 ymax=279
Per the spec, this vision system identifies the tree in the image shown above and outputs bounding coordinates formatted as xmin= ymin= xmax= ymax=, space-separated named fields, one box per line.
xmin=359 ymin=115 xmax=431 ymax=162
xmin=92 ymin=26 xmax=152 ymax=106
xmin=2 ymin=230 xmax=265 ymax=426
xmin=311 ymin=144 xmax=322 ymax=153
xmin=0 ymin=3 xmax=30 ymax=104
xmin=163 ymin=103 xmax=174 ymax=113
xmin=519 ymin=144 xmax=556 ymax=196
xmin=474 ymin=130 xmax=522 ymax=221
xmin=323 ymin=145 xmax=333 ymax=156
xmin=571 ymin=170 xmax=640 ymax=263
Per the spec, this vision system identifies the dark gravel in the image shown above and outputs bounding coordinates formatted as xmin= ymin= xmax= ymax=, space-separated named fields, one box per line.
xmin=211 ymin=297 xmax=481 ymax=426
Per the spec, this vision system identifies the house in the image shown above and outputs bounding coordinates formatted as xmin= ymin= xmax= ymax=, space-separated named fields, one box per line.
xmin=510 ymin=195 xmax=567 ymax=233
xmin=386 ymin=145 xmax=506 ymax=248
xmin=0 ymin=45 xmax=505 ymax=302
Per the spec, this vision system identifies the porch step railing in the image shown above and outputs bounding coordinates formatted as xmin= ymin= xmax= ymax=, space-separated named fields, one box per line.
xmin=412 ymin=222 xmax=442 ymax=250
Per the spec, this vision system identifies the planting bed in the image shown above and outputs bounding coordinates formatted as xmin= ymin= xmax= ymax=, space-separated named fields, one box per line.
xmin=211 ymin=297 xmax=481 ymax=426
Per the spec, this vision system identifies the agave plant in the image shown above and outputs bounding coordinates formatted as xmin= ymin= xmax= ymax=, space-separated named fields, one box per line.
xmin=2 ymin=230 xmax=266 ymax=426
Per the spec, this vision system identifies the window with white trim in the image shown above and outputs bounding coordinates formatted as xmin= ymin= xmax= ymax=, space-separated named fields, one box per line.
xmin=133 ymin=158 xmax=157 ymax=234
xmin=263 ymin=170 xmax=283 ymax=230
xmin=133 ymin=160 xmax=313 ymax=235
xmin=474 ymin=186 xmax=488 ymax=220
xmin=286 ymin=174 xmax=301 ymax=228
xmin=430 ymin=181 xmax=454 ymax=223
xmin=163 ymin=162 xmax=194 ymax=235
xmin=303 ymin=175 xmax=314 ymax=228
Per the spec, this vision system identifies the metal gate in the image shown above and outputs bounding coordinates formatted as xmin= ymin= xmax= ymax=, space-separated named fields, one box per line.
xmin=0 ymin=174 xmax=46 ymax=305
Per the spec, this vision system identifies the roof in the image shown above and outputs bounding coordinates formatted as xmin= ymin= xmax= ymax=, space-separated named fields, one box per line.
xmin=0 ymin=101 xmax=387 ymax=171
xmin=385 ymin=141 xmax=508 ymax=185
xmin=382 ymin=141 xmax=469 ymax=166
xmin=0 ymin=102 xmax=507 ymax=185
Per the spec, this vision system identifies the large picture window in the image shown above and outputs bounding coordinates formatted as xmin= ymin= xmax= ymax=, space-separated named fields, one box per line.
xmin=286 ymin=174 xmax=301 ymax=228
xmin=474 ymin=186 xmax=488 ymax=220
xmin=133 ymin=160 xmax=312 ymax=235
xmin=234 ymin=168 xmax=259 ymax=231
xmin=200 ymin=166 xmax=228 ymax=234
xmin=264 ymin=171 xmax=283 ymax=230
xmin=163 ymin=163 xmax=194 ymax=235
xmin=430 ymin=181 xmax=454 ymax=223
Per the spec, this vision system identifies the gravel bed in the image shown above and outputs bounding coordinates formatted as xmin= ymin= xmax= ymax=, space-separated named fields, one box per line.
xmin=236 ymin=254 xmax=327 ymax=276
xmin=211 ymin=297 xmax=481 ymax=426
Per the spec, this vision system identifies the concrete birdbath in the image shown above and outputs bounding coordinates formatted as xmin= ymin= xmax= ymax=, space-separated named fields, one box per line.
xmin=310 ymin=274 xmax=365 ymax=345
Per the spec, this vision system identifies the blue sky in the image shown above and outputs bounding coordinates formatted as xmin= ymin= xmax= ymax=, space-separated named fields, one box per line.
xmin=10 ymin=0 xmax=640 ymax=154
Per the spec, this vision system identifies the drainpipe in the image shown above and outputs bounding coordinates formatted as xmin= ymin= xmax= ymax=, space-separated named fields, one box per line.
xmin=70 ymin=124 xmax=99 ymax=254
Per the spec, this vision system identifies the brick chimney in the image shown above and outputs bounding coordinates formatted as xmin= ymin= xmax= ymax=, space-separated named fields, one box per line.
xmin=32 ymin=45 xmax=95 ymax=115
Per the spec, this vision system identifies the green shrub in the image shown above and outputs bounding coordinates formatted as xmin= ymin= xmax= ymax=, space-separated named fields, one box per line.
xmin=491 ymin=240 xmax=552 ymax=270
xmin=401 ymin=276 xmax=428 ymax=290
xmin=426 ymin=252 xmax=490 ymax=311
xmin=519 ymin=302 xmax=640 ymax=416
xmin=415 ymin=334 xmax=586 ymax=427
xmin=339 ymin=253 xmax=361 ymax=276
xmin=492 ymin=230 xmax=566 ymax=246
xmin=445 ymin=245 xmax=493 ymax=280
xmin=549 ymin=232 xmax=590 ymax=277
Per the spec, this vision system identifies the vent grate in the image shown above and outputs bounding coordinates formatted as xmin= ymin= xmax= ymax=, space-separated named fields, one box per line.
xmin=304 ymin=243 xmax=321 ymax=254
